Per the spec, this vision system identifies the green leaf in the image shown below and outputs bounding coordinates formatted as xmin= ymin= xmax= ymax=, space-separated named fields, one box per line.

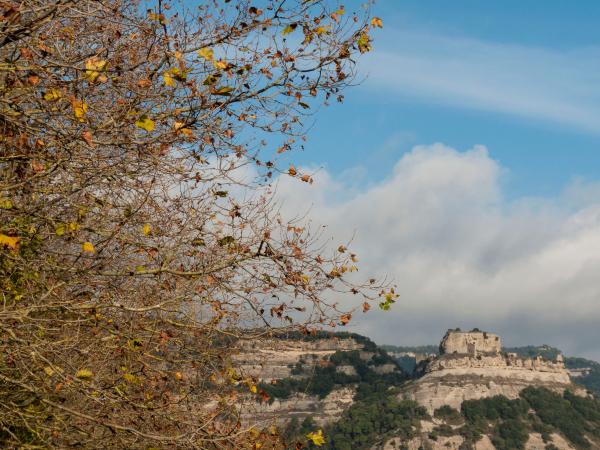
xmin=135 ymin=115 xmax=155 ymax=131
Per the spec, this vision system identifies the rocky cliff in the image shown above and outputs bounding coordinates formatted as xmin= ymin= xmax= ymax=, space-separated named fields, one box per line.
xmin=230 ymin=329 xmax=599 ymax=450
xmin=400 ymin=329 xmax=580 ymax=415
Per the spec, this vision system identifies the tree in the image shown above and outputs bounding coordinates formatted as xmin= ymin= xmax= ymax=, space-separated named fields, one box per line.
xmin=0 ymin=0 xmax=387 ymax=447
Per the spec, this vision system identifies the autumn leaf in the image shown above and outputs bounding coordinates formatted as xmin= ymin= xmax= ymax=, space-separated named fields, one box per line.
xmin=174 ymin=121 xmax=193 ymax=136
xmin=82 ymin=130 xmax=94 ymax=147
xmin=43 ymin=89 xmax=61 ymax=101
xmin=0 ymin=234 xmax=19 ymax=250
xmin=288 ymin=165 xmax=297 ymax=176
xmin=203 ymin=73 xmax=221 ymax=85
xmin=137 ymin=78 xmax=152 ymax=88
xmin=148 ymin=12 xmax=168 ymax=24
xmin=214 ymin=86 xmax=234 ymax=96
xmin=135 ymin=115 xmax=155 ymax=131
xmin=84 ymin=57 xmax=108 ymax=83
xmin=174 ymin=371 xmax=183 ymax=380
xmin=143 ymin=223 xmax=151 ymax=236
xmin=75 ymin=369 xmax=93 ymax=380
xmin=72 ymin=99 xmax=87 ymax=122
xmin=340 ymin=314 xmax=351 ymax=326
xmin=198 ymin=47 xmax=214 ymax=61
xmin=55 ymin=224 xmax=65 ymax=236
xmin=163 ymin=71 xmax=176 ymax=87
xmin=250 ymin=384 xmax=257 ymax=394
xmin=315 ymin=26 xmax=330 ymax=35
xmin=306 ymin=429 xmax=325 ymax=446
xmin=281 ymin=23 xmax=297 ymax=36
xmin=357 ymin=32 xmax=372 ymax=53
xmin=213 ymin=59 xmax=227 ymax=70
xmin=362 ymin=302 xmax=371 ymax=313
xmin=82 ymin=241 xmax=95 ymax=253
xmin=371 ymin=17 xmax=383 ymax=28
xmin=0 ymin=198 xmax=13 ymax=209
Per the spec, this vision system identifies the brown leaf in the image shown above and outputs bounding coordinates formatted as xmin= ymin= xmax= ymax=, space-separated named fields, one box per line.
xmin=288 ymin=165 xmax=297 ymax=176
xmin=82 ymin=131 xmax=95 ymax=147
xmin=340 ymin=313 xmax=352 ymax=325
xmin=362 ymin=302 xmax=371 ymax=313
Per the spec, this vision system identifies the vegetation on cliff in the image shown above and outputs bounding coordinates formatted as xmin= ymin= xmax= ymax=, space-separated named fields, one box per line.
xmin=428 ymin=387 xmax=600 ymax=450
xmin=259 ymin=344 xmax=405 ymax=401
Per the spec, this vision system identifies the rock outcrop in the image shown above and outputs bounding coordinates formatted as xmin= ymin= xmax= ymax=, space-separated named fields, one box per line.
xmin=402 ymin=329 xmax=576 ymax=414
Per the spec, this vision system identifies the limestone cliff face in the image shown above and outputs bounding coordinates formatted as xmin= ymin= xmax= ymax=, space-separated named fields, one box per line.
xmin=233 ymin=337 xmax=362 ymax=382
xmin=232 ymin=336 xmax=365 ymax=426
xmin=241 ymin=386 xmax=356 ymax=427
xmin=403 ymin=329 xmax=574 ymax=414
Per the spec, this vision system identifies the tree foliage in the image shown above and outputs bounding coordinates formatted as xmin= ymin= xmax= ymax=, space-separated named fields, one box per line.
xmin=0 ymin=0 xmax=386 ymax=447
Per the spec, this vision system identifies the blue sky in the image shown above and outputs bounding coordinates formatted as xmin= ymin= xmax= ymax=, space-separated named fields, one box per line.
xmin=297 ymin=0 xmax=600 ymax=200
xmin=273 ymin=2 xmax=600 ymax=357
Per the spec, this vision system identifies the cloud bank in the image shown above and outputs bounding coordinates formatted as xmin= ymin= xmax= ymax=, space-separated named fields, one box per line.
xmin=363 ymin=30 xmax=600 ymax=133
xmin=277 ymin=146 xmax=600 ymax=360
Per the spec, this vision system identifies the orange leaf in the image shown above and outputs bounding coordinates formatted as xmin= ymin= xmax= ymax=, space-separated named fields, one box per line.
xmin=82 ymin=131 xmax=94 ymax=147
xmin=0 ymin=234 xmax=20 ymax=250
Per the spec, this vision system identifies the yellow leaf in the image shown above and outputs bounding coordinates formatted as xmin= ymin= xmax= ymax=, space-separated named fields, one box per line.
xmin=148 ymin=12 xmax=168 ymax=24
xmin=75 ymin=369 xmax=93 ymax=380
xmin=135 ymin=115 xmax=155 ymax=131
xmin=0 ymin=198 xmax=13 ymax=209
xmin=43 ymin=89 xmax=61 ymax=102
xmin=174 ymin=121 xmax=193 ymax=136
xmin=0 ymin=234 xmax=19 ymax=250
xmin=84 ymin=57 xmax=108 ymax=83
xmin=168 ymin=67 xmax=187 ymax=81
xmin=213 ymin=86 xmax=234 ymax=96
xmin=44 ymin=367 xmax=55 ymax=377
xmin=357 ymin=32 xmax=372 ymax=53
xmin=143 ymin=223 xmax=151 ymax=235
xmin=213 ymin=59 xmax=227 ymax=70
xmin=198 ymin=47 xmax=214 ymax=61
xmin=163 ymin=71 xmax=176 ymax=87
xmin=174 ymin=371 xmax=183 ymax=380
xmin=203 ymin=73 xmax=220 ymax=86
xmin=371 ymin=17 xmax=383 ymax=28
xmin=250 ymin=384 xmax=257 ymax=394
xmin=82 ymin=241 xmax=95 ymax=253
xmin=315 ymin=25 xmax=330 ymax=35
xmin=281 ymin=23 xmax=297 ymax=36
xmin=68 ymin=222 xmax=79 ymax=233
xmin=306 ymin=430 xmax=326 ymax=446
xmin=72 ymin=99 xmax=87 ymax=122
xmin=123 ymin=373 xmax=140 ymax=384
xmin=55 ymin=223 xmax=65 ymax=236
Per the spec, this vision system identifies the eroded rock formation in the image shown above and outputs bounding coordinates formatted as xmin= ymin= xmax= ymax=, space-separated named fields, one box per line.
xmin=403 ymin=329 xmax=575 ymax=413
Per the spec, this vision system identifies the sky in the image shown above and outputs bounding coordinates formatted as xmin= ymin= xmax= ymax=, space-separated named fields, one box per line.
xmin=277 ymin=1 xmax=600 ymax=360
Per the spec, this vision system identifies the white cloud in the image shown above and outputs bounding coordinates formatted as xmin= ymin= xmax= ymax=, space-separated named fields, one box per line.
xmin=276 ymin=145 xmax=600 ymax=360
xmin=362 ymin=29 xmax=600 ymax=132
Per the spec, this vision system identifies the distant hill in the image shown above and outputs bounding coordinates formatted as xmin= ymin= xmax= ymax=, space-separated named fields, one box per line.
xmin=380 ymin=344 xmax=439 ymax=355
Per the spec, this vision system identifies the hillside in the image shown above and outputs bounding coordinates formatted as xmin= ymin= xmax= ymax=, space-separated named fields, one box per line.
xmin=234 ymin=329 xmax=600 ymax=449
